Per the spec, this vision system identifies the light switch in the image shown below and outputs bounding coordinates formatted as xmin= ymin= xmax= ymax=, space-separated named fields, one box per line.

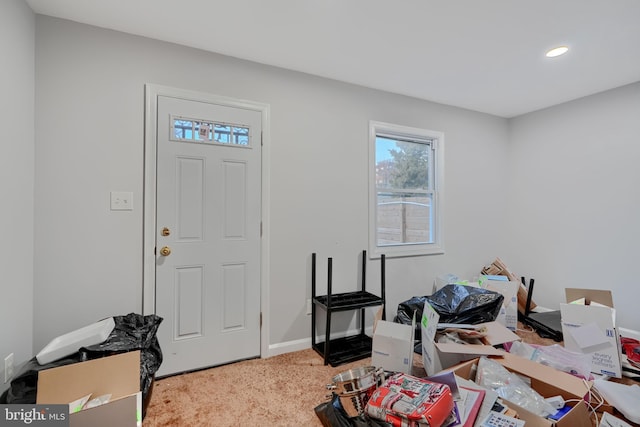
xmin=110 ymin=191 xmax=133 ymax=211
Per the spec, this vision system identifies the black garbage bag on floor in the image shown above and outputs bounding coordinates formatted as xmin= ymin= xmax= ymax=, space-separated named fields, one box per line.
xmin=314 ymin=394 xmax=392 ymax=427
xmin=0 ymin=354 xmax=81 ymax=404
xmin=80 ymin=312 xmax=163 ymax=406
xmin=394 ymin=296 xmax=429 ymax=342
xmin=0 ymin=313 xmax=162 ymax=418
xmin=424 ymin=284 xmax=504 ymax=325
xmin=79 ymin=313 xmax=162 ymax=416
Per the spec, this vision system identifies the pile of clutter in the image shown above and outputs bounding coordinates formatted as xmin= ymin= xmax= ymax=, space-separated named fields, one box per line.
xmin=314 ymin=258 xmax=640 ymax=427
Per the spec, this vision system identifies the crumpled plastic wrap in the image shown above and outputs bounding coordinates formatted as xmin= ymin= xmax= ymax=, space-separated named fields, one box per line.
xmin=476 ymin=356 xmax=556 ymax=417
xmin=508 ymin=340 xmax=592 ymax=380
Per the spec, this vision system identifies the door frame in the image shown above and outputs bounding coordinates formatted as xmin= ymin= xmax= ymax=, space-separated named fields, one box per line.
xmin=142 ymin=83 xmax=271 ymax=359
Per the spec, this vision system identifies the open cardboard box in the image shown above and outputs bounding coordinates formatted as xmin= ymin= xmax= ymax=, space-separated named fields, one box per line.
xmin=421 ymin=300 xmax=521 ymax=376
xmin=447 ymin=353 xmax=593 ymax=427
xmin=37 ymin=350 xmax=141 ymax=427
xmin=560 ymin=288 xmax=622 ymax=378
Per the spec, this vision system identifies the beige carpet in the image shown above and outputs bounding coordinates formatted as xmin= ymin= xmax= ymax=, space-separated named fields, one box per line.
xmin=143 ymin=324 xmax=556 ymax=427
xmin=143 ymin=349 xmax=376 ymax=427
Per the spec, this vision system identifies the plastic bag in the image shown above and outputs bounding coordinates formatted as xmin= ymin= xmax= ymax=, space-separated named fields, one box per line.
xmin=476 ymin=356 xmax=556 ymax=417
xmin=508 ymin=341 xmax=592 ymax=380
xmin=424 ymin=284 xmax=504 ymax=324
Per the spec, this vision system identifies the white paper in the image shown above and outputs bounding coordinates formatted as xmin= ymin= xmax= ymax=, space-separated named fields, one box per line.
xmin=566 ymin=322 xmax=611 ymax=353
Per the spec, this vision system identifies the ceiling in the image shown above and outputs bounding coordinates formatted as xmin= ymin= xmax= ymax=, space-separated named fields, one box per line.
xmin=25 ymin=0 xmax=640 ymax=118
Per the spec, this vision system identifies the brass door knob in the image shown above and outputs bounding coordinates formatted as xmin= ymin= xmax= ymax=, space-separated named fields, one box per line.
xmin=159 ymin=246 xmax=171 ymax=256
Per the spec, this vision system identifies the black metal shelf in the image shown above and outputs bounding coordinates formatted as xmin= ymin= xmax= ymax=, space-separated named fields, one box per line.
xmin=311 ymin=250 xmax=386 ymax=367
xmin=313 ymin=291 xmax=383 ymax=312
xmin=311 ymin=335 xmax=373 ymax=366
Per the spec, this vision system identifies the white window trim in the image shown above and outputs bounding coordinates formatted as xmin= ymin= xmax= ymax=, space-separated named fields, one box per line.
xmin=368 ymin=120 xmax=445 ymax=258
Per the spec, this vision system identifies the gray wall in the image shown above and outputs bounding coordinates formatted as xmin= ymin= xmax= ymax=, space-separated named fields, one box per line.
xmin=32 ymin=16 xmax=509 ymax=354
xmin=0 ymin=0 xmax=34 ymax=393
xmin=505 ymin=82 xmax=640 ymax=329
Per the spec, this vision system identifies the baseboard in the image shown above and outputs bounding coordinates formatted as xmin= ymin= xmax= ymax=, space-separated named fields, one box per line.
xmin=266 ymin=326 xmax=375 ymax=358
xmin=267 ymin=337 xmax=311 ymax=357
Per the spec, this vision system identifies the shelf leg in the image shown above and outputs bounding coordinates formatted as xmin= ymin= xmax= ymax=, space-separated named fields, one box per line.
xmin=312 ymin=253 xmax=318 ymax=349
xmin=324 ymin=257 xmax=333 ymax=365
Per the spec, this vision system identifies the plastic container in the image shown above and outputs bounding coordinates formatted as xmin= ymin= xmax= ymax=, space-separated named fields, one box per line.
xmin=36 ymin=317 xmax=115 ymax=365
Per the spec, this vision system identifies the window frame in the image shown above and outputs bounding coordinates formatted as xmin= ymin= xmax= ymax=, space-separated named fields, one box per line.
xmin=368 ymin=120 xmax=445 ymax=258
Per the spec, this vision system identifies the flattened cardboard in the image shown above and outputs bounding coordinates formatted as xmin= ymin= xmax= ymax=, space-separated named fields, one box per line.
xmin=37 ymin=350 xmax=141 ymax=427
xmin=478 ymin=321 xmax=521 ymax=346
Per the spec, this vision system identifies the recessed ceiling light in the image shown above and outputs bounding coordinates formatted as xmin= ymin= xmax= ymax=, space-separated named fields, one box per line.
xmin=546 ymin=46 xmax=569 ymax=58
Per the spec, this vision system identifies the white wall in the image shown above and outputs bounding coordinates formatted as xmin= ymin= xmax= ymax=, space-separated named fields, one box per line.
xmin=0 ymin=0 xmax=34 ymax=393
xmin=505 ymin=82 xmax=640 ymax=330
xmin=33 ymin=16 xmax=510 ymax=353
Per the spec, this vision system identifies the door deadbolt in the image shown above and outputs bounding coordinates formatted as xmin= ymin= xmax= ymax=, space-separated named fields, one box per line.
xmin=159 ymin=246 xmax=171 ymax=256
xmin=161 ymin=227 xmax=171 ymax=236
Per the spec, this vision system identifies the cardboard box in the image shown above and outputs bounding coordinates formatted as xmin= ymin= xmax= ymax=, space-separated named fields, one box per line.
xmin=448 ymin=353 xmax=592 ymax=427
xmin=37 ymin=350 xmax=142 ymax=427
xmin=372 ymin=317 xmax=415 ymax=374
xmin=420 ymin=301 xmax=520 ymax=376
xmin=560 ymin=288 xmax=622 ymax=378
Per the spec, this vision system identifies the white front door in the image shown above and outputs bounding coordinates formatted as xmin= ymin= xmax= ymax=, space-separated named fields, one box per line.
xmin=154 ymin=94 xmax=262 ymax=377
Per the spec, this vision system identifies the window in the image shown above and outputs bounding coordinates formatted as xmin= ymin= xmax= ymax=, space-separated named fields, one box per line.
xmin=171 ymin=115 xmax=251 ymax=147
xmin=369 ymin=121 xmax=444 ymax=258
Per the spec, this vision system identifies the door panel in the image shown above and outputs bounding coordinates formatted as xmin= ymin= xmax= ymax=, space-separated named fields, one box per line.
xmin=155 ymin=95 xmax=261 ymax=377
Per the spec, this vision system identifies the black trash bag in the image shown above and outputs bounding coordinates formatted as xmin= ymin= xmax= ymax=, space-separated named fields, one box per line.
xmin=0 ymin=355 xmax=82 ymax=404
xmin=0 ymin=313 xmax=162 ymax=419
xmin=424 ymin=284 xmax=504 ymax=325
xmin=80 ymin=313 xmax=163 ymax=415
xmin=314 ymin=394 xmax=393 ymax=427
xmin=394 ymin=296 xmax=429 ymax=342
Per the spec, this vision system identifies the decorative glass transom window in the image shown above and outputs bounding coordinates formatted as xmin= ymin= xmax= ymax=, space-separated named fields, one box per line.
xmin=171 ymin=115 xmax=250 ymax=147
xmin=369 ymin=121 xmax=444 ymax=258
